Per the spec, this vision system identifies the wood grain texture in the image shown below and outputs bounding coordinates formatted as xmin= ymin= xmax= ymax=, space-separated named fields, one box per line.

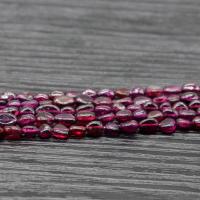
xmin=0 ymin=0 xmax=199 ymax=199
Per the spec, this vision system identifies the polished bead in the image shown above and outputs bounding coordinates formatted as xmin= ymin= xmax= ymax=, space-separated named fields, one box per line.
xmin=54 ymin=96 xmax=74 ymax=106
xmin=8 ymin=100 xmax=21 ymax=107
xmin=176 ymin=118 xmax=192 ymax=130
xmin=115 ymin=88 xmax=129 ymax=98
xmin=86 ymin=121 xmax=104 ymax=137
xmin=114 ymin=97 xmax=132 ymax=106
xmin=82 ymin=89 xmax=97 ymax=98
xmin=163 ymin=85 xmax=182 ymax=94
xmin=76 ymin=95 xmax=92 ymax=105
xmin=0 ymin=100 xmax=7 ymax=109
xmin=49 ymin=91 xmax=64 ymax=99
xmin=145 ymin=86 xmax=163 ymax=97
xmin=179 ymin=109 xmax=196 ymax=120
xmin=4 ymin=125 xmax=21 ymax=140
xmin=160 ymin=102 xmax=171 ymax=110
xmin=172 ymin=101 xmax=188 ymax=111
xmin=36 ymin=104 xmax=60 ymax=114
xmin=133 ymin=109 xmax=147 ymax=120
xmin=180 ymin=92 xmax=199 ymax=102
xmin=129 ymin=87 xmax=145 ymax=97
xmin=167 ymin=94 xmax=180 ymax=103
xmin=0 ymin=113 xmax=17 ymax=126
xmin=76 ymin=111 xmax=96 ymax=125
xmin=148 ymin=110 xmax=163 ymax=122
xmin=2 ymin=106 xmax=19 ymax=116
xmin=18 ymin=114 xmax=35 ymax=126
xmin=116 ymin=110 xmax=132 ymax=122
xmin=159 ymin=118 xmax=176 ymax=134
xmin=38 ymin=124 xmax=52 ymax=139
xmin=1 ymin=92 xmax=16 ymax=101
xmin=98 ymin=113 xmax=115 ymax=124
xmin=189 ymin=100 xmax=200 ymax=110
xmin=55 ymin=113 xmax=75 ymax=127
xmin=76 ymin=104 xmax=94 ymax=112
xmin=93 ymin=96 xmax=112 ymax=106
xmin=19 ymin=107 xmax=35 ymax=115
xmin=143 ymin=101 xmax=158 ymax=111
xmin=36 ymin=112 xmax=54 ymax=126
xmin=112 ymin=103 xmax=126 ymax=113
xmin=120 ymin=120 xmax=138 ymax=135
xmin=52 ymin=124 xmax=69 ymax=140
xmin=95 ymin=105 xmax=112 ymax=116
xmin=21 ymin=100 xmax=39 ymax=109
xmin=153 ymin=95 xmax=168 ymax=104
xmin=139 ymin=118 xmax=158 ymax=134
xmin=162 ymin=107 xmax=178 ymax=118
xmin=127 ymin=104 xmax=141 ymax=112
xmin=97 ymin=89 xmax=115 ymax=99
xmin=104 ymin=122 xmax=120 ymax=137
xmin=182 ymin=83 xmax=200 ymax=92
xmin=22 ymin=125 xmax=39 ymax=138
xmin=69 ymin=125 xmax=86 ymax=139
xmin=34 ymin=93 xmax=49 ymax=102
xmin=192 ymin=116 xmax=200 ymax=129
xmin=134 ymin=96 xmax=152 ymax=106
xmin=61 ymin=106 xmax=75 ymax=114
xmin=16 ymin=93 xmax=33 ymax=101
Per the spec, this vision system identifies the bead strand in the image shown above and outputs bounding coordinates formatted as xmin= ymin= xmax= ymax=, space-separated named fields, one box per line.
xmin=0 ymin=83 xmax=200 ymax=141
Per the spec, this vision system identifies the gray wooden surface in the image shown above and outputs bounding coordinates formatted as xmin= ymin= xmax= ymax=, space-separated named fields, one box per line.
xmin=0 ymin=0 xmax=200 ymax=199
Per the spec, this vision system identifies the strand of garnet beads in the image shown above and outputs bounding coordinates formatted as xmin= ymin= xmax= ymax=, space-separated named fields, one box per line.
xmin=0 ymin=83 xmax=200 ymax=141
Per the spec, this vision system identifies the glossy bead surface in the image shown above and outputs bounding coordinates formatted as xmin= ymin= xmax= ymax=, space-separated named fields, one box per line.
xmin=98 ymin=89 xmax=115 ymax=99
xmin=39 ymin=124 xmax=52 ymax=139
xmin=133 ymin=109 xmax=147 ymax=121
xmin=18 ymin=114 xmax=35 ymax=126
xmin=22 ymin=126 xmax=39 ymax=138
xmin=36 ymin=104 xmax=60 ymax=114
xmin=116 ymin=110 xmax=132 ymax=122
xmin=98 ymin=112 xmax=115 ymax=124
xmin=112 ymin=103 xmax=126 ymax=113
xmin=76 ymin=104 xmax=94 ymax=112
xmin=36 ymin=112 xmax=54 ymax=125
xmin=69 ymin=125 xmax=86 ymax=139
xmin=104 ymin=122 xmax=120 ymax=137
xmin=55 ymin=113 xmax=75 ymax=127
xmin=120 ymin=120 xmax=138 ymax=134
xmin=162 ymin=107 xmax=178 ymax=118
xmin=148 ymin=110 xmax=163 ymax=122
xmin=114 ymin=97 xmax=132 ymax=106
xmin=52 ymin=124 xmax=69 ymax=140
xmin=134 ymin=96 xmax=152 ymax=106
xmin=54 ymin=96 xmax=74 ymax=106
xmin=159 ymin=118 xmax=176 ymax=134
xmin=182 ymin=83 xmax=200 ymax=92
xmin=93 ymin=96 xmax=112 ymax=106
xmin=115 ymin=88 xmax=129 ymax=98
xmin=163 ymin=85 xmax=182 ymax=94
xmin=129 ymin=87 xmax=145 ymax=97
xmin=95 ymin=105 xmax=112 ymax=116
xmin=0 ymin=113 xmax=17 ymax=126
xmin=86 ymin=121 xmax=104 ymax=137
xmin=76 ymin=95 xmax=93 ymax=105
xmin=76 ymin=111 xmax=96 ymax=125
xmin=192 ymin=116 xmax=200 ymax=129
xmin=139 ymin=118 xmax=158 ymax=134
xmin=189 ymin=100 xmax=200 ymax=110
xmin=61 ymin=106 xmax=75 ymax=114
xmin=143 ymin=101 xmax=158 ymax=111
xmin=145 ymin=86 xmax=163 ymax=97
xmin=176 ymin=118 xmax=192 ymax=130
xmin=173 ymin=101 xmax=188 ymax=111
xmin=82 ymin=89 xmax=97 ymax=98
xmin=179 ymin=109 xmax=196 ymax=120
xmin=180 ymin=92 xmax=198 ymax=102
xmin=4 ymin=125 xmax=21 ymax=140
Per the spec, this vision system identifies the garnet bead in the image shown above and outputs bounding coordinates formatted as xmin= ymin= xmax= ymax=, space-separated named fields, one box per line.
xmin=19 ymin=107 xmax=35 ymax=115
xmin=18 ymin=114 xmax=36 ymax=126
xmin=179 ymin=109 xmax=196 ymax=120
xmin=112 ymin=103 xmax=126 ymax=113
xmin=193 ymin=116 xmax=200 ymax=130
xmin=134 ymin=96 xmax=152 ymax=106
xmin=145 ymin=86 xmax=163 ymax=97
xmin=129 ymin=87 xmax=145 ymax=97
xmin=189 ymin=100 xmax=200 ymax=110
xmin=69 ymin=125 xmax=86 ymax=139
xmin=163 ymin=85 xmax=182 ymax=94
xmin=148 ymin=110 xmax=163 ymax=122
xmin=159 ymin=118 xmax=176 ymax=134
xmin=180 ymin=92 xmax=199 ymax=102
xmin=182 ymin=83 xmax=200 ymax=92
xmin=36 ymin=104 xmax=60 ymax=114
xmin=98 ymin=89 xmax=115 ymax=99
xmin=176 ymin=118 xmax=192 ymax=130
xmin=82 ymin=89 xmax=97 ymax=98
xmin=133 ymin=109 xmax=147 ymax=121
xmin=115 ymin=88 xmax=129 ymax=98
xmin=54 ymin=113 xmax=75 ymax=127
xmin=4 ymin=125 xmax=21 ymax=140
xmin=22 ymin=125 xmax=39 ymax=138
xmin=76 ymin=111 xmax=96 ymax=125
xmin=120 ymin=120 xmax=138 ymax=135
xmin=114 ymin=97 xmax=132 ymax=106
xmin=52 ymin=124 xmax=69 ymax=140
xmin=39 ymin=124 xmax=52 ymax=139
xmin=76 ymin=104 xmax=94 ymax=112
xmin=54 ymin=96 xmax=74 ymax=106
xmin=95 ymin=105 xmax=112 ymax=116
xmin=0 ymin=113 xmax=17 ymax=126
xmin=139 ymin=118 xmax=158 ymax=134
xmin=76 ymin=95 xmax=93 ymax=105
xmin=162 ymin=107 xmax=178 ymax=118
xmin=36 ymin=112 xmax=54 ymax=126
xmin=98 ymin=112 xmax=115 ymax=124
xmin=93 ymin=96 xmax=112 ymax=106
xmin=61 ymin=106 xmax=75 ymax=114
xmin=86 ymin=121 xmax=104 ymax=137
xmin=104 ymin=122 xmax=120 ymax=137
xmin=173 ymin=101 xmax=188 ymax=111
xmin=116 ymin=110 xmax=132 ymax=123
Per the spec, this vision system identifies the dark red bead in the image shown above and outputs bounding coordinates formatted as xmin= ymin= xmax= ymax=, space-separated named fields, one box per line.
xmin=54 ymin=96 xmax=74 ymax=106
xmin=69 ymin=125 xmax=86 ymax=139
xmin=114 ymin=97 xmax=133 ymax=106
xmin=76 ymin=95 xmax=92 ymax=105
xmin=162 ymin=107 xmax=178 ymax=118
xmin=0 ymin=113 xmax=17 ymax=126
xmin=116 ymin=110 xmax=132 ymax=122
xmin=8 ymin=100 xmax=21 ymax=107
xmin=153 ymin=95 xmax=168 ymax=104
xmin=95 ymin=105 xmax=112 ymax=116
xmin=143 ymin=101 xmax=158 ymax=111
xmin=182 ymin=83 xmax=200 ymax=92
xmin=133 ymin=109 xmax=147 ymax=121
xmin=148 ymin=110 xmax=163 ymax=122
xmin=159 ymin=118 xmax=176 ymax=134
xmin=82 ymin=89 xmax=97 ymax=98
xmin=139 ymin=118 xmax=158 ymax=134
xmin=19 ymin=107 xmax=35 ymax=115
xmin=36 ymin=104 xmax=60 ymax=114
xmin=34 ymin=93 xmax=49 ymax=102
xmin=93 ymin=96 xmax=112 ymax=106
xmin=61 ymin=106 xmax=75 ymax=114
xmin=52 ymin=124 xmax=69 ymax=140
xmin=180 ymin=92 xmax=199 ymax=102
xmin=97 ymin=89 xmax=115 ymax=99
xmin=176 ymin=118 xmax=192 ymax=130
xmin=4 ymin=125 xmax=21 ymax=140
xmin=163 ymin=85 xmax=182 ymax=94
xmin=134 ymin=96 xmax=152 ymax=106
xmin=76 ymin=104 xmax=94 ymax=112
xmin=86 ymin=121 xmax=104 ymax=137
xmin=22 ymin=125 xmax=39 ymax=138
xmin=189 ymin=100 xmax=200 ymax=110
xmin=112 ymin=103 xmax=126 ymax=113
xmin=0 ymin=127 xmax=5 ymax=139
xmin=145 ymin=86 xmax=163 ymax=97
xmin=104 ymin=122 xmax=120 ymax=137
xmin=160 ymin=102 xmax=171 ymax=110
xmin=179 ymin=109 xmax=196 ymax=120
xmin=120 ymin=120 xmax=138 ymax=135
xmin=115 ymin=88 xmax=129 ymax=98
xmin=16 ymin=93 xmax=33 ymax=101
xmin=98 ymin=113 xmax=115 ymax=124
xmin=18 ymin=114 xmax=35 ymax=126
xmin=36 ymin=112 xmax=54 ymax=126
xmin=127 ymin=104 xmax=141 ymax=112
xmin=39 ymin=124 xmax=52 ymax=139
xmin=129 ymin=87 xmax=145 ymax=97
xmin=21 ymin=100 xmax=39 ymax=109
xmin=193 ymin=116 xmax=200 ymax=130
xmin=2 ymin=106 xmax=19 ymax=116
xmin=76 ymin=111 xmax=96 ymax=125
xmin=55 ymin=113 xmax=75 ymax=127
xmin=172 ymin=101 xmax=188 ymax=111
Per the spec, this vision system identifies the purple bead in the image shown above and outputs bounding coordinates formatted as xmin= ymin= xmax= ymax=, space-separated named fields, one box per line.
xmin=97 ymin=89 xmax=115 ymax=99
xmin=98 ymin=113 xmax=115 ymax=124
xmin=182 ymin=83 xmax=200 ymax=92
xmin=95 ymin=105 xmax=112 ymax=116
xmin=115 ymin=110 xmax=132 ymax=123
xmin=93 ymin=97 xmax=112 ymax=106
xmin=143 ymin=101 xmax=158 ymax=111
xmin=129 ymin=87 xmax=145 ymax=97
xmin=18 ymin=114 xmax=35 ymax=126
xmin=148 ymin=110 xmax=163 ymax=122
xmin=112 ymin=103 xmax=126 ymax=113
xmin=39 ymin=124 xmax=52 ymax=139
xmin=179 ymin=109 xmax=196 ymax=120
xmin=162 ymin=107 xmax=178 ymax=118
xmin=153 ymin=95 xmax=168 ymax=104
xmin=55 ymin=113 xmax=75 ymax=127
xmin=76 ymin=95 xmax=93 ymax=105
xmin=134 ymin=96 xmax=152 ymax=106
xmin=54 ymin=96 xmax=75 ymax=106
xmin=61 ymin=106 xmax=75 ymax=114
xmin=0 ymin=113 xmax=17 ymax=126
xmin=192 ymin=116 xmax=200 ymax=130
xmin=189 ymin=100 xmax=200 ymax=110
xmin=22 ymin=125 xmax=39 ymax=138
xmin=82 ymin=89 xmax=97 ymax=98
xmin=145 ymin=85 xmax=163 ymax=97
xmin=159 ymin=118 xmax=176 ymax=134
xmin=114 ymin=97 xmax=133 ymax=106
xmin=172 ymin=101 xmax=188 ymax=111
xmin=36 ymin=104 xmax=60 ymax=115
xmin=139 ymin=118 xmax=158 ymax=134
xmin=133 ymin=109 xmax=147 ymax=121
xmin=180 ymin=92 xmax=199 ymax=102
xmin=86 ymin=121 xmax=104 ymax=137
xmin=104 ymin=122 xmax=120 ymax=137
xmin=163 ymin=85 xmax=182 ymax=94
xmin=120 ymin=120 xmax=138 ymax=135
xmin=76 ymin=104 xmax=94 ymax=112
xmin=176 ymin=118 xmax=192 ymax=130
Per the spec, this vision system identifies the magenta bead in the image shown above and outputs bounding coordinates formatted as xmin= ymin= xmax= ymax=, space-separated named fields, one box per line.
xmin=76 ymin=111 xmax=96 ymax=125
xmin=180 ymin=92 xmax=199 ymax=102
xmin=93 ymin=96 xmax=112 ymax=106
xmin=189 ymin=100 xmax=200 ymax=110
xmin=120 ymin=120 xmax=138 ymax=135
xmin=176 ymin=118 xmax=192 ymax=130
xmin=163 ymin=85 xmax=182 ymax=94
xmin=153 ymin=95 xmax=168 ymax=104
xmin=55 ymin=113 xmax=75 ymax=127
xmin=36 ymin=104 xmax=60 ymax=114
xmin=162 ymin=107 xmax=178 ymax=118
xmin=19 ymin=107 xmax=35 ymax=115
xmin=86 ymin=121 xmax=104 ymax=137
xmin=8 ymin=100 xmax=21 ymax=107
xmin=95 ymin=105 xmax=112 ymax=116
xmin=115 ymin=88 xmax=129 ymax=98
xmin=172 ymin=101 xmax=188 ymax=111
xmin=192 ymin=116 xmax=200 ymax=130
xmin=104 ymin=122 xmax=120 ymax=137
xmin=129 ymin=87 xmax=145 ymax=97
xmin=76 ymin=104 xmax=94 ymax=112
xmin=148 ymin=110 xmax=163 ymax=122
xmin=69 ymin=125 xmax=86 ymax=139
xmin=134 ymin=96 xmax=152 ymax=106
xmin=139 ymin=118 xmax=158 ymax=134
xmin=116 ymin=110 xmax=132 ymax=123
xmin=34 ymin=93 xmax=49 ymax=102
xmin=82 ymin=89 xmax=97 ymax=98
xmin=0 ymin=113 xmax=17 ymax=126
xmin=4 ymin=125 xmax=21 ymax=140
xmin=22 ymin=125 xmax=39 ymax=138
xmin=21 ymin=100 xmax=39 ymax=109
xmin=143 ymin=101 xmax=158 ymax=111
xmin=61 ymin=106 xmax=75 ymax=114
xmin=52 ymin=124 xmax=69 ymax=140
xmin=159 ymin=118 xmax=176 ymax=134
xmin=160 ymin=102 xmax=171 ymax=110
xmin=76 ymin=95 xmax=93 ymax=105
xmin=39 ymin=124 xmax=52 ymax=139
xmin=36 ymin=112 xmax=54 ymax=125
xmin=179 ymin=109 xmax=196 ymax=120
xmin=133 ymin=109 xmax=147 ymax=120
xmin=182 ymin=83 xmax=200 ymax=92
xmin=114 ymin=97 xmax=133 ymax=106
xmin=127 ymin=104 xmax=141 ymax=112
xmin=98 ymin=113 xmax=115 ymax=124
xmin=54 ymin=96 xmax=75 ymax=106
xmin=112 ymin=103 xmax=126 ymax=113
xmin=167 ymin=94 xmax=180 ymax=103
xmin=17 ymin=93 xmax=33 ymax=101
xmin=18 ymin=114 xmax=35 ymax=126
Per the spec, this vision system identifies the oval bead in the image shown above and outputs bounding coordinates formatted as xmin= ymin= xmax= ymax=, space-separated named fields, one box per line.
xmin=54 ymin=113 xmax=75 ymax=127
xmin=82 ymin=89 xmax=97 ymax=98
xmin=172 ymin=101 xmax=188 ymax=111
xmin=189 ymin=100 xmax=200 ymax=110
xmin=97 ymin=89 xmax=115 ymax=99
xmin=114 ymin=97 xmax=133 ymax=106
xmin=95 ymin=105 xmax=112 ymax=116
xmin=179 ymin=109 xmax=196 ymax=120
xmin=19 ymin=107 xmax=35 ymax=115
xmin=129 ymin=87 xmax=145 ymax=97
xmin=133 ymin=109 xmax=147 ymax=121
xmin=120 ymin=120 xmax=138 ymax=135
xmin=115 ymin=88 xmax=129 ymax=98
xmin=21 ymin=100 xmax=39 ymax=109
xmin=145 ymin=85 xmax=163 ymax=97
xmin=176 ymin=118 xmax=192 ymax=130
xmin=180 ymin=92 xmax=199 ymax=102
xmin=36 ymin=112 xmax=54 ymax=126
xmin=192 ymin=116 xmax=200 ymax=130
xmin=112 ymin=103 xmax=126 ymax=113
xmin=86 ymin=121 xmax=104 ymax=137
xmin=36 ymin=104 xmax=60 ymax=114
xmin=22 ymin=126 xmax=39 ymax=138
xmin=61 ymin=106 xmax=75 ymax=114
xmin=49 ymin=91 xmax=64 ymax=99
xmin=98 ymin=113 xmax=115 ymax=124
xmin=76 ymin=111 xmax=96 ymax=125
xmin=18 ymin=114 xmax=36 ymax=126
xmin=182 ymin=83 xmax=200 ymax=92
xmin=93 ymin=97 xmax=112 ymax=106
xmin=0 ymin=113 xmax=17 ymax=126
xmin=159 ymin=118 xmax=176 ymax=134
xmin=76 ymin=104 xmax=94 ymax=112
xmin=116 ymin=110 xmax=132 ymax=123
xmin=104 ymin=122 xmax=120 ymax=137
xmin=54 ymin=96 xmax=74 ymax=106
xmin=4 ymin=125 xmax=21 ymax=140
xmin=76 ymin=95 xmax=92 ymax=105
xmin=148 ymin=110 xmax=163 ymax=122
xmin=162 ymin=107 xmax=178 ymax=118
xmin=52 ymin=124 xmax=69 ymax=140
xmin=163 ymin=85 xmax=182 ymax=94
xmin=34 ymin=93 xmax=49 ymax=102
xmin=69 ymin=125 xmax=86 ymax=139
xmin=134 ymin=96 xmax=152 ymax=106
xmin=139 ymin=118 xmax=158 ymax=134
xmin=39 ymin=124 xmax=52 ymax=139
xmin=143 ymin=101 xmax=158 ymax=111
